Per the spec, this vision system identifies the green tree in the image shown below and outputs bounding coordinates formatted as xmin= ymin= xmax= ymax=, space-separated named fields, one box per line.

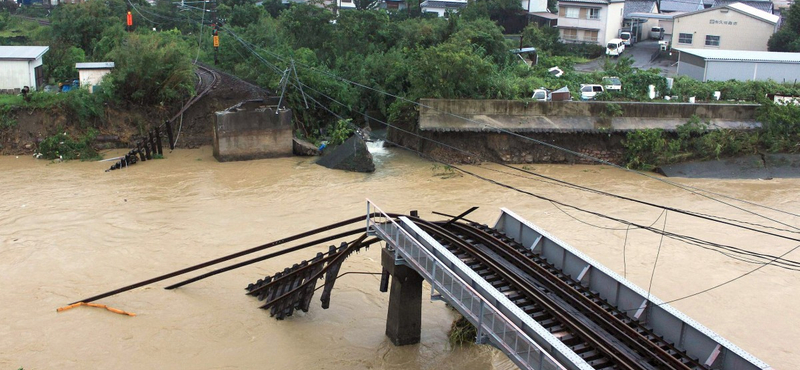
xmin=768 ymin=1 xmax=800 ymax=51
xmin=50 ymin=0 xmax=128 ymax=59
xmin=105 ymin=31 xmax=195 ymax=106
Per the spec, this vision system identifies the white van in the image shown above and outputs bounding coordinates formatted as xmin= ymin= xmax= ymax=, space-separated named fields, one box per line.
xmin=650 ymin=27 xmax=665 ymax=40
xmin=606 ymin=39 xmax=625 ymax=56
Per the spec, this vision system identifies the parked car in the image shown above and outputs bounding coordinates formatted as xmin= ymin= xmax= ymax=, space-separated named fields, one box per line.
xmin=531 ymin=88 xmax=550 ymax=101
xmin=606 ymin=39 xmax=625 ymax=57
xmin=620 ymin=31 xmax=633 ymax=46
xmin=650 ymin=27 xmax=665 ymax=40
xmin=602 ymin=76 xmax=622 ymax=92
xmin=580 ymin=84 xmax=604 ymax=100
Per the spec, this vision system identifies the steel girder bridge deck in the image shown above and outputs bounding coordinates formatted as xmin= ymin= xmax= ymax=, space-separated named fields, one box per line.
xmin=366 ymin=200 xmax=771 ymax=370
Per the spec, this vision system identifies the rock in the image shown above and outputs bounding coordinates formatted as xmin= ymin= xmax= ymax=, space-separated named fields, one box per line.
xmin=24 ymin=143 xmax=32 ymax=149
xmin=316 ymin=135 xmax=375 ymax=173
xmin=293 ymin=138 xmax=321 ymax=156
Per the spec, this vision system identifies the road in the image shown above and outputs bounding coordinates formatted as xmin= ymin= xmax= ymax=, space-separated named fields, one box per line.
xmin=575 ymin=40 xmax=677 ymax=76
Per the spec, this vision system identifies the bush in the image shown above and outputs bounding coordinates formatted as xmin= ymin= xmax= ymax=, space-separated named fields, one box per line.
xmin=105 ymin=31 xmax=195 ymax=106
xmin=37 ymin=129 xmax=101 ymax=161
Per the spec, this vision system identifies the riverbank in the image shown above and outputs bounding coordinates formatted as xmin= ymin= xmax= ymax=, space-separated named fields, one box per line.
xmin=1 ymin=147 xmax=798 ymax=369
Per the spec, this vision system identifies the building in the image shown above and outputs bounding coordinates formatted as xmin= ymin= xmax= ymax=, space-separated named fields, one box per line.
xmin=711 ymin=0 xmax=774 ymax=13
xmin=0 ymin=46 xmax=49 ymax=93
xmin=672 ymin=2 xmax=779 ymax=51
xmin=75 ymin=62 xmax=114 ymax=93
xmin=622 ymin=0 xmax=659 ymax=42
xmin=420 ymin=0 xmax=467 ymax=16
xmin=557 ymin=0 xmax=625 ymax=45
xmin=675 ymin=48 xmax=800 ymax=82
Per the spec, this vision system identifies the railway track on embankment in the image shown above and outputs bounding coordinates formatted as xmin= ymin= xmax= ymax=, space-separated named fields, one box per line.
xmin=167 ymin=63 xmax=220 ymax=123
xmin=410 ymin=218 xmax=709 ymax=370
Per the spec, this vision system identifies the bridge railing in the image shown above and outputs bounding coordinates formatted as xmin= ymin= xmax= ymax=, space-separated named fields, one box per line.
xmin=366 ymin=200 xmax=567 ymax=370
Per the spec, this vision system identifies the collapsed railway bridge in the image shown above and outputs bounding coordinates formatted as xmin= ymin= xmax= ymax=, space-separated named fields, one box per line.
xmin=66 ymin=201 xmax=771 ymax=370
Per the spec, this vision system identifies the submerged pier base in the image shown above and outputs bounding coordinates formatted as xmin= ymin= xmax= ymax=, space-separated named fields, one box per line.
xmin=381 ymin=247 xmax=423 ymax=346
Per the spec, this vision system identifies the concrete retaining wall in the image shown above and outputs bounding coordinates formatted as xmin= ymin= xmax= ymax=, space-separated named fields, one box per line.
xmin=387 ymin=99 xmax=762 ymax=165
xmin=419 ymin=99 xmax=760 ymax=132
xmin=213 ymin=101 xmax=293 ymax=162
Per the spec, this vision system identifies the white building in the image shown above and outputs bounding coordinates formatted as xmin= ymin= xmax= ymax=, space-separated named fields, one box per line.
xmin=0 ymin=46 xmax=49 ymax=93
xmin=675 ymin=48 xmax=800 ymax=82
xmin=672 ymin=2 xmax=779 ymax=51
xmin=76 ymin=62 xmax=115 ymax=93
xmin=557 ymin=0 xmax=625 ymax=45
xmin=420 ymin=0 xmax=467 ymax=17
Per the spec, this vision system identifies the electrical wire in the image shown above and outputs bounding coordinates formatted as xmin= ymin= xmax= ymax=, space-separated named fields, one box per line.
xmin=226 ymin=27 xmax=800 ymax=228
xmin=217 ymin=27 xmax=800 ymax=274
xmin=646 ymin=211 xmax=668 ymax=303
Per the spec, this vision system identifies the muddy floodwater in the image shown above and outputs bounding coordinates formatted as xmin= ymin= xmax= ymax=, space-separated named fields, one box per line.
xmin=1 ymin=146 xmax=798 ymax=370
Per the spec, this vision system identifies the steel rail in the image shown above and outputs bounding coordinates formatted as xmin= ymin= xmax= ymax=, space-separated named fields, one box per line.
xmin=409 ymin=218 xmax=645 ymax=370
xmin=164 ymin=228 xmax=365 ymax=289
xmin=446 ymin=222 xmax=702 ymax=370
xmin=67 ymin=214 xmax=382 ymax=305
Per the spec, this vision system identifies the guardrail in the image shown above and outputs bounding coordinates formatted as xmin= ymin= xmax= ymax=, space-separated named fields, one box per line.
xmin=366 ymin=200 xmax=574 ymax=370
xmin=494 ymin=208 xmax=771 ymax=370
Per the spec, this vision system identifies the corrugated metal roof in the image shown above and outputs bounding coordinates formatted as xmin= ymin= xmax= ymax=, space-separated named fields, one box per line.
xmin=675 ymin=48 xmax=800 ymax=62
xmin=75 ymin=62 xmax=115 ymax=69
xmin=727 ymin=2 xmax=779 ymax=22
xmin=674 ymin=1 xmax=779 ymax=22
xmin=712 ymin=0 xmax=773 ymax=13
xmin=0 ymin=46 xmax=49 ymax=60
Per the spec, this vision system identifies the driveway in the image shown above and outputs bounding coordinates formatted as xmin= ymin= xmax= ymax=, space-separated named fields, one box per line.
xmin=574 ymin=40 xmax=677 ymax=76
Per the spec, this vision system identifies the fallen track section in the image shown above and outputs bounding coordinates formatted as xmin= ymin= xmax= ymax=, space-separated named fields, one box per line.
xmin=410 ymin=217 xmax=708 ymax=370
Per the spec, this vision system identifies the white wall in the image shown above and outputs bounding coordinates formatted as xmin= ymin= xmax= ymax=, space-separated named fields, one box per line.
xmin=604 ymin=2 xmax=624 ymax=43
xmin=78 ymin=69 xmax=112 ymax=88
xmin=0 ymin=60 xmax=34 ymax=90
xmin=522 ymin=0 xmax=547 ymax=12
xmin=673 ymin=9 xmax=775 ymax=51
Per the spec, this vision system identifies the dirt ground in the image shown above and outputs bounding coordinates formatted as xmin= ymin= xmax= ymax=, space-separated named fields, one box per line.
xmin=0 ymin=67 xmax=269 ymax=156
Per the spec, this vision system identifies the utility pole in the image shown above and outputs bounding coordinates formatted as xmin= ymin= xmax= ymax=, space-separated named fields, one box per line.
xmin=212 ymin=0 xmax=219 ymax=65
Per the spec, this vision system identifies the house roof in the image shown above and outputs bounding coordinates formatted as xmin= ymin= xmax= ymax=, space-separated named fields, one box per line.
xmin=420 ymin=0 xmax=467 ymax=8
xmin=75 ymin=62 xmax=115 ymax=69
xmin=0 ymin=46 xmax=49 ymax=61
xmin=675 ymin=48 xmax=800 ymax=63
xmin=660 ymin=0 xmax=703 ymax=12
xmin=712 ymin=0 xmax=773 ymax=12
xmin=624 ymin=0 xmax=657 ymax=18
xmin=674 ymin=2 xmax=779 ymax=23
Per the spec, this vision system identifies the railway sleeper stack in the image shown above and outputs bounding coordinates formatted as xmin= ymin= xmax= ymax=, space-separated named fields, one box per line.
xmin=106 ymin=126 xmax=166 ymax=172
xmin=246 ymin=241 xmax=368 ymax=320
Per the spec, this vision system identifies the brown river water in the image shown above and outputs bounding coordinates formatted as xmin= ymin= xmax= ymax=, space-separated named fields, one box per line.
xmin=1 ymin=145 xmax=798 ymax=370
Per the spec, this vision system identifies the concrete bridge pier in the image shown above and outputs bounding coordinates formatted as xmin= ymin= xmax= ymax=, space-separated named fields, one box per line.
xmin=381 ymin=246 xmax=423 ymax=346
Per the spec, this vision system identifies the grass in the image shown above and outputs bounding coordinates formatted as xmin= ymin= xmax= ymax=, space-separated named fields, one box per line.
xmin=448 ymin=315 xmax=477 ymax=346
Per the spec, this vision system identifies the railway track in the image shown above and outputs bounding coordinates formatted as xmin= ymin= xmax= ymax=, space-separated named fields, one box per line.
xmin=410 ymin=217 xmax=708 ymax=370
xmin=167 ymin=63 xmax=219 ymax=123
xmin=11 ymin=15 xmax=51 ymax=26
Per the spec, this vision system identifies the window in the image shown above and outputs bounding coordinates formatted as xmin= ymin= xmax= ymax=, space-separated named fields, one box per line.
xmin=678 ymin=33 xmax=693 ymax=44
xmin=705 ymin=35 xmax=720 ymax=47
xmin=565 ymin=7 xmax=579 ymax=18
xmin=563 ymin=29 xmax=578 ymax=41
xmin=584 ymin=30 xmax=598 ymax=42
xmin=588 ymin=8 xmax=600 ymax=19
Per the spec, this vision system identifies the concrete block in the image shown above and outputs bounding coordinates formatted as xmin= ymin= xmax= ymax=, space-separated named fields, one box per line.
xmin=316 ymin=135 xmax=375 ymax=173
xmin=213 ymin=100 xmax=293 ymax=162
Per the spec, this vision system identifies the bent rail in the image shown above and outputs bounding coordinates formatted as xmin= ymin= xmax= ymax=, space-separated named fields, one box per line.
xmin=366 ymin=200 xmax=576 ymax=370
